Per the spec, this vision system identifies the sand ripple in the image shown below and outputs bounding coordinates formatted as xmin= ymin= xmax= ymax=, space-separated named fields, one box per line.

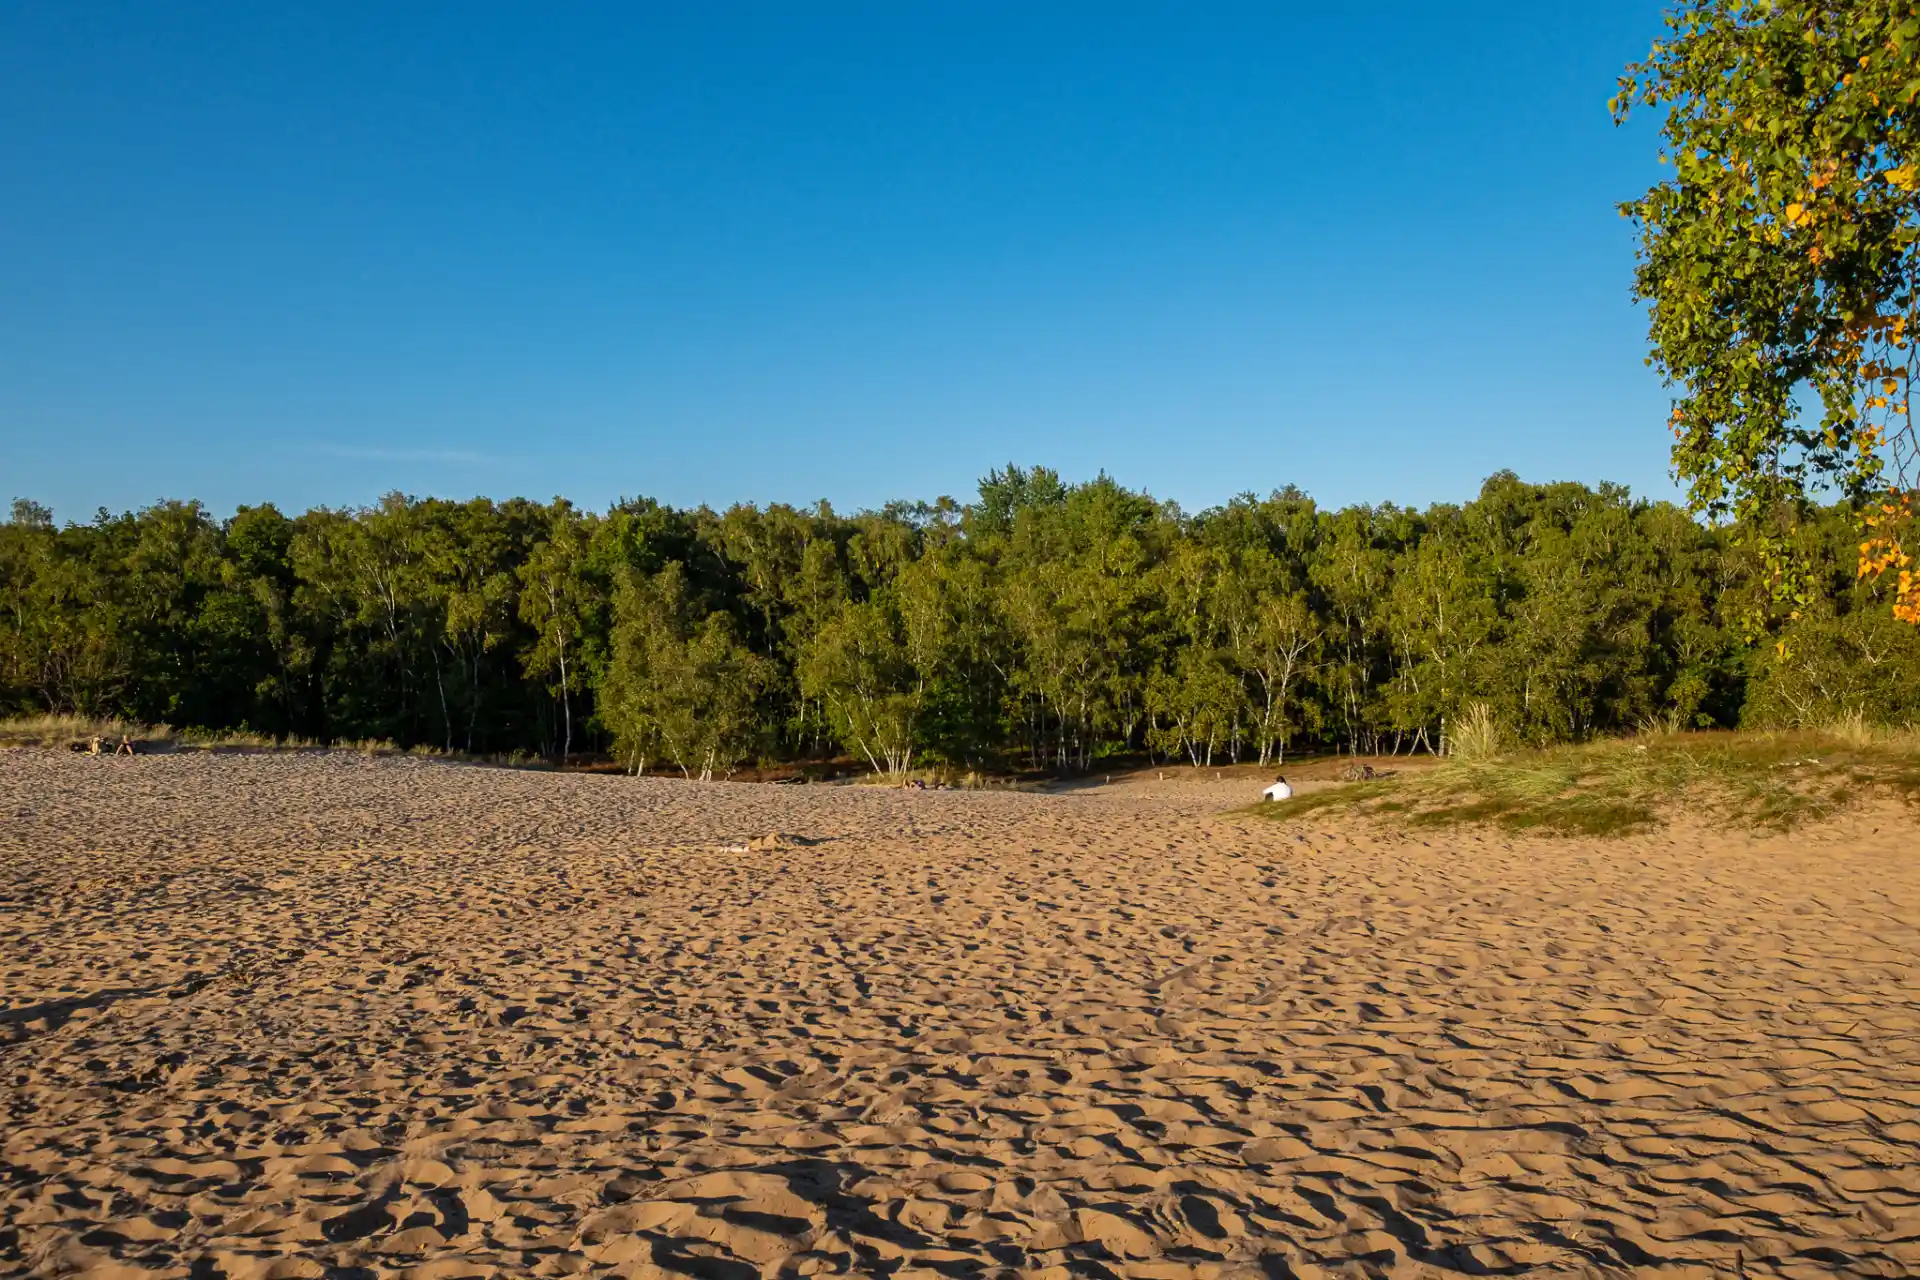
xmin=2 ymin=752 xmax=1918 ymax=1278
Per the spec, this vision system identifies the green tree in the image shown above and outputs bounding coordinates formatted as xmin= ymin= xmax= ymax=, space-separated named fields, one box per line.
xmin=1383 ymin=525 xmax=1497 ymax=753
xmin=419 ymin=499 xmax=520 ymax=753
xmin=519 ymin=501 xmax=594 ymax=760
xmin=0 ymin=502 xmax=131 ymax=715
xmin=1227 ymin=576 xmax=1320 ymax=765
xmin=202 ymin=503 xmax=305 ymax=737
xmin=602 ymin=563 xmax=769 ymax=779
xmin=799 ymin=594 xmax=923 ymax=776
xmin=1616 ymin=0 xmax=1920 ymax=624
xmin=895 ymin=545 xmax=1009 ymax=764
xmin=1309 ymin=507 xmax=1397 ymax=754
xmin=1146 ymin=647 xmax=1243 ymax=766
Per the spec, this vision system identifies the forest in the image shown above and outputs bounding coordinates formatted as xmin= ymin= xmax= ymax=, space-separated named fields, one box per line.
xmin=4 ymin=468 xmax=1917 ymax=777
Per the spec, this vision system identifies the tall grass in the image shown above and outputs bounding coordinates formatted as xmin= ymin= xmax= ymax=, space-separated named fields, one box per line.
xmin=1257 ymin=727 xmax=1920 ymax=837
xmin=0 ymin=714 xmax=168 ymax=747
xmin=0 ymin=716 xmax=406 ymax=758
xmin=850 ymin=765 xmax=1023 ymax=790
xmin=1820 ymin=709 xmax=1880 ymax=747
xmin=178 ymin=727 xmax=315 ymax=749
xmin=0 ymin=716 xmax=578 ymax=769
xmin=1445 ymin=702 xmax=1503 ymax=761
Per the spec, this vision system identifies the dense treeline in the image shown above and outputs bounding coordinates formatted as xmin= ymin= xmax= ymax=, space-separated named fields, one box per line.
xmin=4 ymin=469 xmax=1917 ymax=775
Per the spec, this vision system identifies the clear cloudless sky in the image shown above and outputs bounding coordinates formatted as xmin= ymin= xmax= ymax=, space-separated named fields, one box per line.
xmin=3 ymin=1 xmax=1680 ymax=522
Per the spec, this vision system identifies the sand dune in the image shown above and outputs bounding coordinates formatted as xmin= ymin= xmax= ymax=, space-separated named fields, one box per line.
xmin=3 ymin=751 xmax=1917 ymax=1278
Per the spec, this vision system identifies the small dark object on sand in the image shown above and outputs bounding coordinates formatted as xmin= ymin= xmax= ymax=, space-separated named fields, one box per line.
xmin=1338 ymin=763 xmax=1395 ymax=782
xmin=742 ymin=832 xmax=822 ymax=852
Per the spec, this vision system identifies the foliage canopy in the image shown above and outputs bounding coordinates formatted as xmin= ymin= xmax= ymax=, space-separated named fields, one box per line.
xmin=5 ymin=470 xmax=1916 ymax=774
xmin=1616 ymin=0 xmax=1920 ymax=624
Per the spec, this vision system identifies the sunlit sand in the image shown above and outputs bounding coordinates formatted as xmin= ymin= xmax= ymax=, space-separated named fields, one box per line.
xmin=3 ymin=752 xmax=1916 ymax=1277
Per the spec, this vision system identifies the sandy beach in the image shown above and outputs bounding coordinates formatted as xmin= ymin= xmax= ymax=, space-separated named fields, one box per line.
xmin=3 ymin=751 xmax=1917 ymax=1278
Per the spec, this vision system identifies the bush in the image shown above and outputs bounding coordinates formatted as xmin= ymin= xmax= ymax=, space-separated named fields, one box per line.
xmin=1743 ymin=611 xmax=1920 ymax=729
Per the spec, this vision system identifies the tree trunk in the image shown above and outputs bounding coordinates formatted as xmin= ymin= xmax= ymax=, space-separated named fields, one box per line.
xmin=433 ymin=649 xmax=452 ymax=753
xmin=557 ymin=635 xmax=572 ymax=762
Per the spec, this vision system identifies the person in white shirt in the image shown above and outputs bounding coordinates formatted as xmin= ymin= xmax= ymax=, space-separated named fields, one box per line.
xmin=1262 ymin=776 xmax=1292 ymax=801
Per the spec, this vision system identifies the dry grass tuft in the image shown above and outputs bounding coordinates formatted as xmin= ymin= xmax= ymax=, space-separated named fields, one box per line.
xmin=1819 ymin=709 xmax=1883 ymax=747
xmin=1255 ymin=727 xmax=1920 ymax=837
xmin=1446 ymin=702 xmax=1504 ymax=762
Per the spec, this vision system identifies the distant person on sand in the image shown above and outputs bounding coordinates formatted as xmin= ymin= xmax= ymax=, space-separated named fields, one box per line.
xmin=1262 ymin=775 xmax=1292 ymax=801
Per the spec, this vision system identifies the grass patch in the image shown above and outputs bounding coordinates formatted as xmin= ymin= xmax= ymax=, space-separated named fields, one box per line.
xmin=1254 ymin=728 xmax=1920 ymax=837
xmin=0 ymin=717 xmax=424 ymax=759
xmin=0 ymin=715 xmax=336 ymax=752
xmin=850 ymin=765 xmax=1040 ymax=790
xmin=0 ymin=714 xmax=171 ymax=747
xmin=0 ymin=716 xmax=571 ymax=769
xmin=177 ymin=726 xmax=318 ymax=749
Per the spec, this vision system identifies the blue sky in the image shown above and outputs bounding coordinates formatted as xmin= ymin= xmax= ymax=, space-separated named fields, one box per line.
xmin=2 ymin=2 xmax=1677 ymax=521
